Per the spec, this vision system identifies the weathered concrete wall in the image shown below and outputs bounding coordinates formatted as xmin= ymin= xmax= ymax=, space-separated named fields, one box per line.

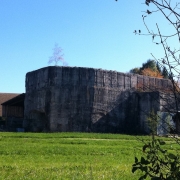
xmin=24 ymin=66 xmax=172 ymax=133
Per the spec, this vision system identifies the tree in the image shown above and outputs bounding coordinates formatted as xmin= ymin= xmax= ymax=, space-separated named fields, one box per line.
xmin=130 ymin=67 xmax=140 ymax=74
xmin=48 ymin=44 xmax=67 ymax=66
xmin=132 ymin=0 xmax=180 ymax=179
xmin=115 ymin=0 xmax=180 ymax=179
xmin=156 ymin=62 xmax=162 ymax=74
xmin=132 ymin=111 xmax=180 ymax=180
xmin=130 ymin=59 xmax=164 ymax=78
xmin=162 ymin=66 xmax=169 ymax=79
xmin=134 ymin=0 xmax=180 ymax=115
xmin=142 ymin=60 xmax=157 ymax=72
xmin=140 ymin=67 xmax=163 ymax=78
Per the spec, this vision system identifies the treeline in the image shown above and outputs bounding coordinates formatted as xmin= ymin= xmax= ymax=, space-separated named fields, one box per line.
xmin=130 ymin=60 xmax=169 ymax=79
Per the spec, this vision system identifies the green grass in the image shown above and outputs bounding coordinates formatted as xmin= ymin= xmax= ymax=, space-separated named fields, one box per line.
xmin=0 ymin=132 xmax=179 ymax=180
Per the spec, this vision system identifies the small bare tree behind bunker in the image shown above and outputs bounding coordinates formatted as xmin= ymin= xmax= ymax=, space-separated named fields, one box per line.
xmin=48 ymin=44 xmax=67 ymax=66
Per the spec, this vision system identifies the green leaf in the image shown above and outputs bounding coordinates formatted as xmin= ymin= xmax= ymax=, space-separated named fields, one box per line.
xmin=157 ymin=139 xmax=166 ymax=145
xmin=143 ymin=144 xmax=149 ymax=152
xmin=135 ymin=157 xmax=138 ymax=163
xmin=139 ymin=174 xmax=147 ymax=180
xmin=132 ymin=166 xmax=138 ymax=173
xmin=142 ymin=166 xmax=148 ymax=172
xmin=151 ymin=177 xmax=161 ymax=180
xmin=168 ymin=153 xmax=176 ymax=159
xmin=141 ymin=157 xmax=150 ymax=165
xmin=141 ymin=157 xmax=146 ymax=163
xmin=159 ymin=149 xmax=167 ymax=154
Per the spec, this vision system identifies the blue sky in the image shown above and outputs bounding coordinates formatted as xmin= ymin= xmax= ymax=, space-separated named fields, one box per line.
xmin=0 ymin=0 xmax=176 ymax=93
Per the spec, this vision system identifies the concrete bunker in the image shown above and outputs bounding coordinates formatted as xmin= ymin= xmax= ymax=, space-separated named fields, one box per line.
xmin=24 ymin=66 xmax=174 ymax=134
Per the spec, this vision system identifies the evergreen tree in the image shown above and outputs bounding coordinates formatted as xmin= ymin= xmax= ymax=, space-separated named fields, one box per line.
xmin=162 ymin=66 xmax=169 ymax=79
xmin=141 ymin=59 xmax=157 ymax=72
xmin=130 ymin=67 xmax=140 ymax=74
xmin=156 ymin=62 xmax=162 ymax=74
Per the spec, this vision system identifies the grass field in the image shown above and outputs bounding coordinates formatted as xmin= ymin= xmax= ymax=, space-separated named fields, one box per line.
xmin=0 ymin=132 xmax=179 ymax=180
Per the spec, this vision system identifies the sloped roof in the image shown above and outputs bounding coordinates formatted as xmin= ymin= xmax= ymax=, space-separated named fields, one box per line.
xmin=1 ymin=93 xmax=25 ymax=106
xmin=0 ymin=93 xmax=20 ymax=116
